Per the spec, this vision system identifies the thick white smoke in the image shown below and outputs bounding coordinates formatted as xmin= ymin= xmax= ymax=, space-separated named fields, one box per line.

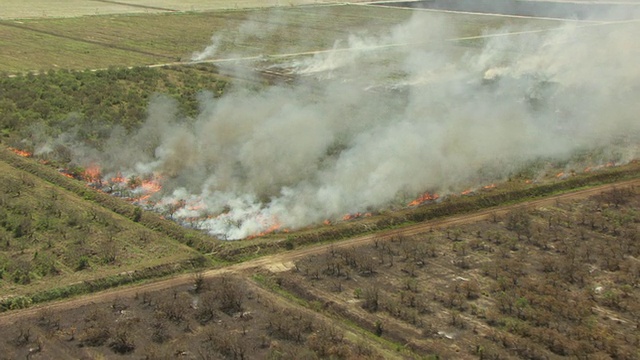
xmin=41 ymin=11 xmax=640 ymax=239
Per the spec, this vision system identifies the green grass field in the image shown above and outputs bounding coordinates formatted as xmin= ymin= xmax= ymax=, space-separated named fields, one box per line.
xmin=0 ymin=0 xmax=329 ymax=20
xmin=0 ymin=4 xmax=567 ymax=72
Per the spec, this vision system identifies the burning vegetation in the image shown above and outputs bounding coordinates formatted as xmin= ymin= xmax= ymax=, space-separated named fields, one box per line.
xmin=11 ymin=10 xmax=640 ymax=240
xmin=408 ymin=192 xmax=440 ymax=207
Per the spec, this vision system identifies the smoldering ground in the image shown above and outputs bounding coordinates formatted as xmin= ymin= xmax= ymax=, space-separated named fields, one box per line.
xmin=35 ymin=10 xmax=640 ymax=239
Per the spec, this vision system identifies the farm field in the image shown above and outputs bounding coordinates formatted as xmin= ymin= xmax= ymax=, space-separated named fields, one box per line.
xmin=0 ymin=1 xmax=639 ymax=359
xmin=0 ymin=0 xmax=343 ymax=20
xmin=3 ymin=131 xmax=637 ymax=311
xmin=0 ymin=4 xmax=567 ymax=72
xmin=0 ymin=275 xmax=397 ymax=359
xmin=0 ymin=179 xmax=638 ymax=358
xmin=0 ymin=147 xmax=204 ymax=303
xmin=281 ymin=184 xmax=640 ymax=358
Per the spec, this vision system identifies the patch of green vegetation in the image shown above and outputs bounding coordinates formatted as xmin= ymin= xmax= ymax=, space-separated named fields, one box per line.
xmin=0 ymin=147 xmax=220 ymax=254
xmin=0 ymin=23 xmax=161 ymax=72
xmin=0 ymin=258 xmax=200 ymax=312
xmin=0 ymin=66 xmax=227 ymax=146
xmin=252 ymin=273 xmax=308 ymax=308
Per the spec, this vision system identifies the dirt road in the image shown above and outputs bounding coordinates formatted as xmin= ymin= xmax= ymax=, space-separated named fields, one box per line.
xmin=1 ymin=177 xmax=638 ymax=324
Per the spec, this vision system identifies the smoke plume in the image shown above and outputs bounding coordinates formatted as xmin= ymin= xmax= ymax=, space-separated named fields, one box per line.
xmin=38 ymin=11 xmax=640 ymax=239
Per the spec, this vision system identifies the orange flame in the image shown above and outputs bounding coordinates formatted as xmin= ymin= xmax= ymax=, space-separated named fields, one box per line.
xmin=342 ymin=212 xmax=362 ymax=221
xmin=247 ymin=222 xmax=281 ymax=239
xmin=408 ymin=192 xmax=439 ymax=206
xmin=109 ymin=172 xmax=126 ymax=184
xmin=83 ymin=164 xmax=102 ymax=183
xmin=483 ymin=183 xmax=496 ymax=190
xmin=461 ymin=189 xmax=473 ymax=196
xmin=555 ymin=172 xmax=565 ymax=178
xmin=140 ymin=179 xmax=162 ymax=193
xmin=187 ymin=203 xmax=205 ymax=212
xmin=136 ymin=179 xmax=163 ymax=202
xmin=8 ymin=147 xmax=32 ymax=157
xmin=323 ymin=219 xmax=331 ymax=226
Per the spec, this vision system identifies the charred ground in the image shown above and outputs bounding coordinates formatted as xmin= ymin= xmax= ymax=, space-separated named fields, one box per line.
xmin=0 ymin=179 xmax=639 ymax=359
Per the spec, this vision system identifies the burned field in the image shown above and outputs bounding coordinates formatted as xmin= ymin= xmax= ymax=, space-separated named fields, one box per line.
xmin=271 ymin=185 xmax=640 ymax=358
xmin=0 ymin=275 xmax=389 ymax=359
xmin=1 ymin=184 xmax=638 ymax=359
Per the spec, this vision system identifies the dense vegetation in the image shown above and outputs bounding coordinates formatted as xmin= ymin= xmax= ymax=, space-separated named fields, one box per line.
xmin=0 ymin=65 xmax=227 ymax=147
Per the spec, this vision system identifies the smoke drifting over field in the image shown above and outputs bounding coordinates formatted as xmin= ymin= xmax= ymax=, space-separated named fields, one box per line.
xmin=41 ymin=12 xmax=640 ymax=239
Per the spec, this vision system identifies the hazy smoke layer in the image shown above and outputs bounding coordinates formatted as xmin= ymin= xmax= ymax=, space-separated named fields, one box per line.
xmin=41 ymin=12 xmax=640 ymax=239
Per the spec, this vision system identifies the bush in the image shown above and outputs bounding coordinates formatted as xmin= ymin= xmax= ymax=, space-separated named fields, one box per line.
xmin=76 ymin=256 xmax=90 ymax=271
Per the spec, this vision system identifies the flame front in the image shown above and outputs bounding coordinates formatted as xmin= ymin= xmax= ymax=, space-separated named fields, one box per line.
xmin=109 ymin=172 xmax=126 ymax=184
xmin=342 ymin=212 xmax=362 ymax=221
xmin=11 ymin=141 xmax=624 ymax=240
xmin=246 ymin=221 xmax=281 ymax=239
xmin=408 ymin=192 xmax=439 ymax=206
xmin=8 ymin=147 xmax=32 ymax=157
xmin=136 ymin=177 xmax=163 ymax=202
xmin=83 ymin=165 xmax=102 ymax=184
